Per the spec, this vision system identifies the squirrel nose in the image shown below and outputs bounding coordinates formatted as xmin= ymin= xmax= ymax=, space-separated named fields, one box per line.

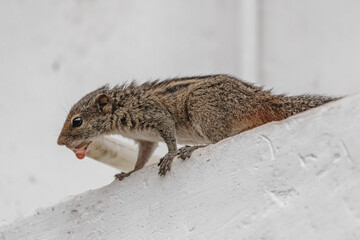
xmin=57 ymin=136 xmax=65 ymax=146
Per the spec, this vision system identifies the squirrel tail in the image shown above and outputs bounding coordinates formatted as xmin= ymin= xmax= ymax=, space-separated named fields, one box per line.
xmin=278 ymin=94 xmax=342 ymax=118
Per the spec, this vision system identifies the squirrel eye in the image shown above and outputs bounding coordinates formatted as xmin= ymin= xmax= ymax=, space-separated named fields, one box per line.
xmin=72 ymin=117 xmax=83 ymax=127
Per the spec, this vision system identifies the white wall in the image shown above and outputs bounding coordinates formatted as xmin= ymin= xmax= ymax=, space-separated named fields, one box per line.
xmin=1 ymin=0 xmax=360 ymax=226
xmin=261 ymin=0 xmax=360 ymax=95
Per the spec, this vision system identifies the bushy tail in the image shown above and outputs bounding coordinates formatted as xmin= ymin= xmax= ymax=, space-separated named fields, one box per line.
xmin=280 ymin=94 xmax=341 ymax=118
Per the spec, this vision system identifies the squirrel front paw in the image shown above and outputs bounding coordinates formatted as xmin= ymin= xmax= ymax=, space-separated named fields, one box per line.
xmin=158 ymin=153 xmax=174 ymax=176
xmin=114 ymin=172 xmax=131 ymax=181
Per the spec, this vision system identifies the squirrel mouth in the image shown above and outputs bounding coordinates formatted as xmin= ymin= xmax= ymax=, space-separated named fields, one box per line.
xmin=72 ymin=142 xmax=92 ymax=160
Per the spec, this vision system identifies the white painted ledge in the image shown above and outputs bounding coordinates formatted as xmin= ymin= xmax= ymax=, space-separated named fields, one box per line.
xmin=2 ymin=94 xmax=360 ymax=239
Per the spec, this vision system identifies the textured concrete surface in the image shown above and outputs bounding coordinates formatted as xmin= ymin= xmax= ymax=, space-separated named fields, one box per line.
xmin=1 ymin=94 xmax=360 ymax=239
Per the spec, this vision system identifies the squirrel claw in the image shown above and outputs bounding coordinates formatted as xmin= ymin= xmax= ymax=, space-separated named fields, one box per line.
xmin=158 ymin=154 xmax=173 ymax=176
xmin=115 ymin=172 xmax=130 ymax=181
xmin=176 ymin=145 xmax=205 ymax=160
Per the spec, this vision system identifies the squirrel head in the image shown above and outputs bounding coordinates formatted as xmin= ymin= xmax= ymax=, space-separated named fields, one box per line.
xmin=57 ymin=85 xmax=113 ymax=152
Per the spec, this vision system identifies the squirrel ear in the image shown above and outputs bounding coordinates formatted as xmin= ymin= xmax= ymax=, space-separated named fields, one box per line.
xmin=94 ymin=93 xmax=113 ymax=114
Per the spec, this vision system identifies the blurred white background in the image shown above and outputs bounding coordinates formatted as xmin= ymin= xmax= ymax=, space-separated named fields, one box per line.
xmin=1 ymin=0 xmax=360 ymax=225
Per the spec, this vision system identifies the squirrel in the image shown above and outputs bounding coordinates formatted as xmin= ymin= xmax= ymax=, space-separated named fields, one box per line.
xmin=57 ymin=74 xmax=340 ymax=180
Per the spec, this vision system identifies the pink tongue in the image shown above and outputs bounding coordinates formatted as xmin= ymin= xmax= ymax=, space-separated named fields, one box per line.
xmin=73 ymin=148 xmax=90 ymax=160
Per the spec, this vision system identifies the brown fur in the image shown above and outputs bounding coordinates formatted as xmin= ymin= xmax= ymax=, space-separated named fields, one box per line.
xmin=57 ymin=74 xmax=341 ymax=179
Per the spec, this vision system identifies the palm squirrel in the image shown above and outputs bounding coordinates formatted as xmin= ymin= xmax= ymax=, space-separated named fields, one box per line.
xmin=57 ymin=74 xmax=340 ymax=180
